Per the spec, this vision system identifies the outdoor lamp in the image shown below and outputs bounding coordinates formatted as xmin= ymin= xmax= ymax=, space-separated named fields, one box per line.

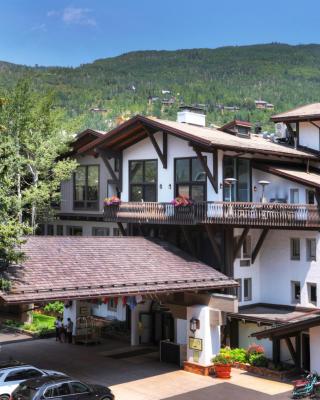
xmin=190 ymin=317 xmax=200 ymax=334
xmin=258 ymin=180 xmax=270 ymax=203
xmin=224 ymin=177 xmax=237 ymax=202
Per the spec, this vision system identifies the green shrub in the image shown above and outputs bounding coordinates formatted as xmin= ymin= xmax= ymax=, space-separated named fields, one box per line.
xmin=230 ymin=348 xmax=247 ymax=363
xmin=249 ymin=353 xmax=268 ymax=367
xmin=43 ymin=301 xmax=64 ymax=315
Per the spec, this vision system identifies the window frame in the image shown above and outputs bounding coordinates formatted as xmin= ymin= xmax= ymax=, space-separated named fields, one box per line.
xmin=291 ymin=281 xmax=301 ymax=304
xmin=92 ymin=227 xmax=110 ymax=236
xmin=289 ymin=188 xmax=299 ymax=204
xmin=290 ymin=238 xmax=301 ymax=261
xmin=243 ymin=278 xmax=252 ymax=301
xmin=174 ymin=157 xmax=207 ymax=201
xmin=73 ymin=165 xmax=100 ymax=211
xmin=222 ymin=156 xmax=252 ymax=202
xmin=308 ymin=283 xmax=317 ymax=305
xmin=236 ymin=278 xmax=242 ymax=302
xmin=129 ymin=159 xmax=158 ymax=202
xmin=306 ymin=238 xmax=317 ymax=261
xmin=66 ymin=226 xmax=83 ymax=236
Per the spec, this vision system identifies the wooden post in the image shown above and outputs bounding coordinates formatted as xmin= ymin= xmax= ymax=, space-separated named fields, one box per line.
xmin=272 ymin=338 xmax=280 ymax=366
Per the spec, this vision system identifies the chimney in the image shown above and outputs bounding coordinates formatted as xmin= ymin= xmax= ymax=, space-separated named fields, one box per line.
xmin=177 ymin=105 xmax=206 ymax=127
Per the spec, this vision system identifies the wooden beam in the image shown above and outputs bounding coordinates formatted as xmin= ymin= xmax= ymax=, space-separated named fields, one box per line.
xmin=233 ymin=228 xmax=250 ymax=261
xmin=181 ymin=226 xmax=196 ymax=257
xmin=212 ymin=148 xmax=218 ymax=193
xmin=251 ymin=229 xmax=269 ymax=264
xmin=296 ymin=334 xmax=301 ymax=368
xmin=285 ymin=337 xmax=297 ymax=366
xmin=205 ymin=225 xmax=223 ymax=267
xmin=99 ymin=150 xmax=122 ymax=193
xmin=117 ymin=222 xmax=127 ymax=236
xmin=272 ymin=338 xmax=280 ymax=366
xmin=145 ymin=129 xmax=167 ymax=168
xmin=194 ymin=147 xmax=218 ymax=193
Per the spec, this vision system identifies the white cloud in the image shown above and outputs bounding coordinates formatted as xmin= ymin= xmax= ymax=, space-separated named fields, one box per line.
xmin=30 ymin=23 xmax=47 ymax=32
xmin=62 ymin=7 xmax=97 ymax=26
xmin=47 ymin=10 xmax=59 ymax=17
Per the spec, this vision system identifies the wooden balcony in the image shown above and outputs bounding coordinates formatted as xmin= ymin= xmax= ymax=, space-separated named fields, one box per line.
xmin=104 ymin=201 xmax=320 ymax=229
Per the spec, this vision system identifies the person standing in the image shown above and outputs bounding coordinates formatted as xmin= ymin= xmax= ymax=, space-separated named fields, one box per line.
xmin=54 ymin=316 xmax=62 ymax=342
xmin=66 ymin=318 xmax=73 ymax=344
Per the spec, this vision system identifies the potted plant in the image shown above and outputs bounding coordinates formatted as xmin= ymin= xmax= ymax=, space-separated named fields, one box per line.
xmin=171 ymin=195 xmax=192 ymax=207
xmin=104 ymin=195 xmax=121 ymax=206
xmin=212 ymin=349 xmax=232 ymax=379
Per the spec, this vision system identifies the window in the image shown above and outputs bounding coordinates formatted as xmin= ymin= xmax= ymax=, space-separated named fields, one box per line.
xmin=290 ymin=188 xmax=299 ymax=204
xmin=129 ymin=160 xmax=157 ymax=201
xmin=290 ymin=238 xmax=300 ymax=260
xmin=243 ymin=278 xmax=252 ymax=301
xmin=47 ymin=225 xmax=54 ymax=236
xmin=236 ymin=279 xmax=242 ymax=302
xmin=92 ymin=227 xmax=110 ymax=236
xmin=45 ymin=383 xmax=71 ymax=398
xmin=36 ymin=224 xmax=45 ymax=236
xmin=223 ymin=157 xmax=251 ymax=201
xmin=56 ymin=225 xmax=64 ymax=236
xmin=66 ymin=226 xmax=83 ymax=236
xmin=74 ymin=165 xmax=99 ymax=210
xmin=306 ymin=238 xmax=317 ymax=261
xmin=108 ymin=298 xmax=117 ymax=311
xmin=113 ymin=228 xmax=120 ymax=236
xmin=12 ymin=385 xmax=36 ymax=400
xmin=306 ymin=189 xmax=315 ymax=205
xmin=175 ymin=157 xmax=206 ymax=202
xmin=308 ymin=283 xmax=317 ymax=304
xmin=5 ymin=368 xmax=42 ymax=382
xmin=291 ymin=281 xmax=300 ymax=303
xmin=70 ymin=382 xmax=90 ymax=394
xmin=243 ymin=236 xmax=251 ymax=259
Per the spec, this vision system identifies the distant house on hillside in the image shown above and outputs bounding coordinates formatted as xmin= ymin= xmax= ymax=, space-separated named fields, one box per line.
xmin=255 ymin=100 xmax=274 ymax=110
xmin=220 ymin=119 xmax=252 ymax=138
xmin=90 ymin=107 xmax=107 ymax=113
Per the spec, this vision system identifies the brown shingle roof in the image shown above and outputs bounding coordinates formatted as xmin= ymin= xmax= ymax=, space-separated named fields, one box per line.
xmin=1 ymin=236 xmax=237 ymax=304
xmin=271 ymin=103 xmax=320 ymax=122
xmin=77 ymin=115 xmax=316 ymax=159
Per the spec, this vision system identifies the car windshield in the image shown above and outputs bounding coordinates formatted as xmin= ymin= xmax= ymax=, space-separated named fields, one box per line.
xmin=12 ymin=385 xmax=37 ymax=400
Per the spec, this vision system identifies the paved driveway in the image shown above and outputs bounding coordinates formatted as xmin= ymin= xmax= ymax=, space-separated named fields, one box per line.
xmin=0 ymin=337 xmax=292 ymax=400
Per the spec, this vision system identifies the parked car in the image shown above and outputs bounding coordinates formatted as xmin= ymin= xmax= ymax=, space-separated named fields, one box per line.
xmin=11 ymin=376 xmax=115 ymax=400
xmin=0 ymin=362 xmax=65 ymax=400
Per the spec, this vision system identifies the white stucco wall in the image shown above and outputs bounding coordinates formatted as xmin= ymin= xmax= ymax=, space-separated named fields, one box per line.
xmin=238 ymin=322 xmax=273 ymax=358
xmin=310 ymin=326 xmax=320 ymax=372
xmin=299 ymin=122 xmax=320 ymax=152
xmin=259 ymin=230 xmax=320 ymax=307
xmin=91 ymin=300 xmax=126 ymax=321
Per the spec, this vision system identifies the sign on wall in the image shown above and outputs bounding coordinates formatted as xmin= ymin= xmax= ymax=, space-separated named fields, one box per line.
xmin=189 ymin=337 xmax=203 ymax=351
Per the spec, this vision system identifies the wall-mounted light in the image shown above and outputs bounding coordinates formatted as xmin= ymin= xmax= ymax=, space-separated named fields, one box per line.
xmin=220 ymin=182 xmax=223 ymax=189
xmin=190 ymin=317 xmax=200 ymax=334
xmin=253 ymin=186 xmax=257 ymax=192
xmin=168 ymin=184 xmax=172 ymax=190
xmin=159 ymin=184 xmax=163 ymax=189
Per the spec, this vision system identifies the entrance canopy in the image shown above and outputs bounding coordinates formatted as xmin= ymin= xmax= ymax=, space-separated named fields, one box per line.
xmin=1 ymin=236 xmax=237 ymax=304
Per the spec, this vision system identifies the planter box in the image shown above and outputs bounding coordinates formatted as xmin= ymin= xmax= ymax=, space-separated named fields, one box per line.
xmin=232 ymin=362 xmax=294 ymax=381
xmin=183 ymin=361 xmax=214 ymax=376
xmin=214 ymin=364 xmax=232 ymax=379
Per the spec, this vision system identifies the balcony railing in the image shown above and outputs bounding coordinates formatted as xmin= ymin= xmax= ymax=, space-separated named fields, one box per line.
xmin=104 ymin=201 xmax=320 ymax=228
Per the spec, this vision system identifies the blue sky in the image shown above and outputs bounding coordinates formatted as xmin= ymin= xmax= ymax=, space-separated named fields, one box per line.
xmin=0 ymin=0 xmax=319 ymax=67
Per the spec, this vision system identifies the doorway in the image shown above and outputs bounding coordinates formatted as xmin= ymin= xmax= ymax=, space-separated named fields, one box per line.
xmin=302 ymin=333 xmax=310 ymax=371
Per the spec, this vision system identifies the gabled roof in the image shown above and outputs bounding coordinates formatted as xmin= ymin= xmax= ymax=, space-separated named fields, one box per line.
xmin=71 ymin=128 xmax=106 ymax=153
xmin=220 ymin=120 xmax=253 ymax=131
xmin=271 ymin=103 xmax=320 ymax=122
xmin=1 ymin=236 xmax=237 ymax=304
xmin=77 ymin=115 xmax=316 ymax=159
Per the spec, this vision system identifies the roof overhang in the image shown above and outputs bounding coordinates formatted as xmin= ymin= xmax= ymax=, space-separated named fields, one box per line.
xmin=1 ymin=236 xmax=238 ymax=304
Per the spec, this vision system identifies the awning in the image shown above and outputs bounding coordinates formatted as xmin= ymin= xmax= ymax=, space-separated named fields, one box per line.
xmin=1 ymin=236 xmax=238 ymax=304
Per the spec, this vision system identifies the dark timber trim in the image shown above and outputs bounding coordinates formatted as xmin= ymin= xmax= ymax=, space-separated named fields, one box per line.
xmin=205 ymin=225 xmax=223 ymax=266
xmin=117 ymin=222 xmax=127 ymax=236
xmin=273 ymin=338 xmax=281 ymax=366
xmin=285 ymin=337 xmax=298 ymax=366
xmin=194 ymin=147 xmax=218 ymax=193
xmin=233 ymin=228 xmax=250 ymax=261
xmin=145 ymin=129 xmax=168 ymax=168
xmin=252 ymin=229 xmax=269 ymax=264
xmin=181 ymin=226 xmax=196 ymax=257
xmin=99 ymin=150 xmax=122 ymax=192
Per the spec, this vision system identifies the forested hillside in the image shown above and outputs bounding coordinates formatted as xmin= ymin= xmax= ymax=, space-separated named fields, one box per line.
xmin=1 ymin=43 xmax=320 ymax=132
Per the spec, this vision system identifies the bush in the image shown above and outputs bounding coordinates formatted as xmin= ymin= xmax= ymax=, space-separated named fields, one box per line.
xmin=212 ymin=349 xmax=232 ymax=365
xmin=230 ymin=348 xmax=247 ymax=363
xmin=249 ymin=353 xmax=268 ymax=367
xmin=43 ymin=301 xmax=64 ymax=315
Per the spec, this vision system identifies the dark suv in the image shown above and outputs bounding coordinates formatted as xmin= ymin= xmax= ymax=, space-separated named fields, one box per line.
xmin=11 ymin=376 xmax=114 ymax=400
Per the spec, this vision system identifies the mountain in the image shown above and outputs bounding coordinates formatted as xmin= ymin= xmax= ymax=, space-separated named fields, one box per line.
xmin=1 ymin=43 xmax=320 ymax=131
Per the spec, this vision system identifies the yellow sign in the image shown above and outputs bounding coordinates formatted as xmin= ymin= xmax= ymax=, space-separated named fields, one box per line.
xmin=189 ymin=337 xmax=203 ymax=351
xmin=193 ymin=350 xmax=200 ymax=363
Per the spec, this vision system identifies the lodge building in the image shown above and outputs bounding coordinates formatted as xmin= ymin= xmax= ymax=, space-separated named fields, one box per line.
xmin=4 ymin=103 xmax=320 ymax=374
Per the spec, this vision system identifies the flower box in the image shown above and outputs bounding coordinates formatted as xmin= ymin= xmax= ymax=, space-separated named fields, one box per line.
xmin=214 ymin=363 xmax=232 ymax=379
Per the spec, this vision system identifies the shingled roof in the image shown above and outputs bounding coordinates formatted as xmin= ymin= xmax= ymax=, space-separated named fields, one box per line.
xmin=1 ymin=236 xmax=237 ymax=304
xmin=271 ymin=103 xmax=320 ymax=122
xmin=77 ymin=115 xmax=316 ymax=159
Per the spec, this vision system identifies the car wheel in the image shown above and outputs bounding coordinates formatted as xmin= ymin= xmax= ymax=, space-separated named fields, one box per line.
xmin=101 ymin=397 xmax=112 ymax=400
xmin=0 ymin=394 xmax=10 ymax=400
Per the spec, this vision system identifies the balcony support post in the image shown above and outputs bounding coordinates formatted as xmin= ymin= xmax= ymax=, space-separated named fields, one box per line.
xmin=251 ymin=228 xmax=269 ymax=264
xmin=233 ymin=228 xmax=250 ymax=261
xmin=205 ymin=225 xmax=223 ymax=268
xmin=117 ymin=222 xmax=127 ymax=236
xmin=145 ymin=129 xmax=167 ymax=169
xmin=193 ymin=147 xmax=218 ymax=193
xmin=224 ymin=227 xmax=234 ymax=277
xmin=181 ymin=226 xmax=196 ymax=257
